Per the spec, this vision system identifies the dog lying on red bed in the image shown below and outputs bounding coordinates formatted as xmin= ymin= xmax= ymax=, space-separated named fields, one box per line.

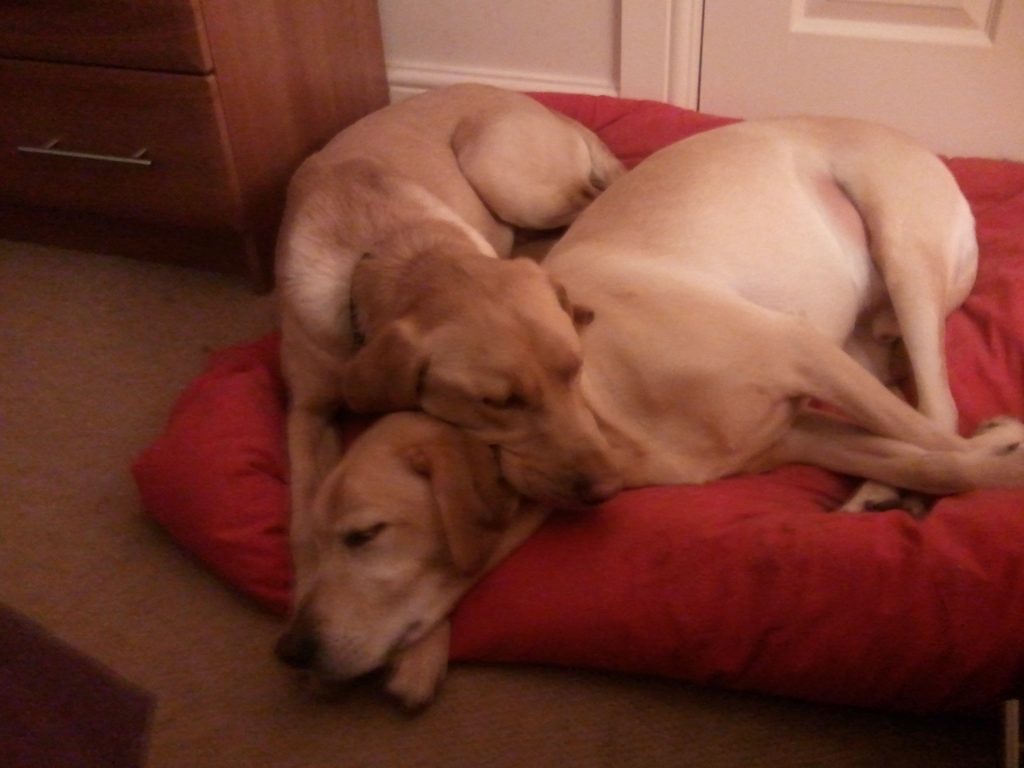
xmin=275 ymin=411 xmax=547 ymax=708
xmin=276 ymin=116 xmax=1024 ymax=708
xmin=276 ymin=83 xmax=626 ymax=585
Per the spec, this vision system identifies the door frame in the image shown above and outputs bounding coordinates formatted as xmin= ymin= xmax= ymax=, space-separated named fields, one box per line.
xmin=619 ymin=0 xmax=704 ymax=108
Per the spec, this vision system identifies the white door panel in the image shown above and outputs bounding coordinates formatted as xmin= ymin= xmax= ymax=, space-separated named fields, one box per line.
xmin=699 ymin=0 xmax=1024 ymax=159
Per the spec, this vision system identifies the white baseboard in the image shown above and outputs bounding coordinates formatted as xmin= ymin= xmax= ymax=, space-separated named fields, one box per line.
xmin=386 ymin=61 xmax=619 ymax=102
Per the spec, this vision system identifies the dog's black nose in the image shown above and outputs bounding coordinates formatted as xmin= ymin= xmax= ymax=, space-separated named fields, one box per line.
xmin=274 ymin=626 xmax=318 ymax=670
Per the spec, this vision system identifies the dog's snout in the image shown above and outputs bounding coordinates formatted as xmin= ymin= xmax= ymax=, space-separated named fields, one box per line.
xmin=275 ymin=624 xmax=318 ymax=670
xmin=572 ymin=474 xmax=622 ymax=506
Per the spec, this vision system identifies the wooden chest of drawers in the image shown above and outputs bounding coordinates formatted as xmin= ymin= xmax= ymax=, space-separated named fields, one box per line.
xmin=0 ymin=0 xmax=389 ymax=287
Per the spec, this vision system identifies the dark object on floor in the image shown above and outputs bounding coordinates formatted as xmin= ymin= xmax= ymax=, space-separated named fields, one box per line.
xmin=0 ymin=602 xmax=155 ymax=768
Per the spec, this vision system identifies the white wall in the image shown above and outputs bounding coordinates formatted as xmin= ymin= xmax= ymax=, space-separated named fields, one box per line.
xmin=378 ymin=0 xmax=1020 ymax=158
xmin=378 ymin=0 xmax=620 ymax=100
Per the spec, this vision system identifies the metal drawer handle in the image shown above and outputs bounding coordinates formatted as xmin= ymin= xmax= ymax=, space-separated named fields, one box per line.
xmin=16 ymin=138 xmax=152 ymax=167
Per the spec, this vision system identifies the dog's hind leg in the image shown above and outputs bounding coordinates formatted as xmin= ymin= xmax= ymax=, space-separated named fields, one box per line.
xmin=828 ymin=123 xmax=978 ymax=433
xmin=829 ymin=218 xmax=973 ymax=512
xmin=840 ymin=326 xmax=939 ymax=513
xmin=280 ymin=322 xmax=349 ymax=591
xmin=284 ymin=403 xmax=343 ymax=587
xmin=864 ymin=231 xmax=974 ymax=435
xmin=452 ymin=103 xmax=624 ymax=231
xmin=782 ymin=314 xmax=969 ymax=452
xmin=826 ymin=142 xmax=976 ymax=508
xmin=758 ymin=411 xmax=1024 ymax=504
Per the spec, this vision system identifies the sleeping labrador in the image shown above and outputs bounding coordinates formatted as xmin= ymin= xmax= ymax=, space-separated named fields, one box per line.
xmin=542 ymin=116 xmax=1024 ymax=508
xmin=277 ymin=116 xmax=1024 ymax=708
xmin=277 ymin=84 xmax=624 ymax=590
xmin=274 ymin=411 xmax=547 ymax=709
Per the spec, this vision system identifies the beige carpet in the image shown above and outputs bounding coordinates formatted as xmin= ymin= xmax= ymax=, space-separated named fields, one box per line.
xmin=0 ymin=239 xmax=1001 ymax=767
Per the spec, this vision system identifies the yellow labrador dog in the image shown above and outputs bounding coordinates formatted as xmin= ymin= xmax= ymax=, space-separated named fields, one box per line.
xmin=274 ymin=411 xmax=546 ymax=709
xmin=276 ymin=116 xmax=1024 ymax=709
xmin=544 ymin=116 xmax=1024 ymax=506
xmin=277 ymin=84 xmax=624 ymax=586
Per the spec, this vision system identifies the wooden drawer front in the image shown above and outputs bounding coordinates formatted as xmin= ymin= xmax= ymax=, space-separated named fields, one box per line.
xmin=0 ymin=60 xmax=241 ymax=231
xmin=0 ymin=0 xmax=210 ymax=73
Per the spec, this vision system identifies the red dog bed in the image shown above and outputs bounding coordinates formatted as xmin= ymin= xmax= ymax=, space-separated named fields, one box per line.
xmin=133 ymin=94 xmax=1024 ymax=714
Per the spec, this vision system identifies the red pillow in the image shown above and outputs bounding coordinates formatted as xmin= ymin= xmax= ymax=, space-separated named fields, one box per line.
xmin=133 ymin=95 xmax=1024 ymax=713
xmin=133 ymin=335 xmax=292 ymax=614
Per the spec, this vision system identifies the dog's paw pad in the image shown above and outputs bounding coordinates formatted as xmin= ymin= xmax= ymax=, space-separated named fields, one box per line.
xmin=897 ymin=493 xmax=932 ymax=519
xmin=839 ymin=481 xmax=901 ymax=513
xmin=838 ymin=482 xmax=932 ymax=517
xmin=386 ymin=660 xmax=445 ymax=712
xmin=384 ymin=622 xmax=451 ymax=712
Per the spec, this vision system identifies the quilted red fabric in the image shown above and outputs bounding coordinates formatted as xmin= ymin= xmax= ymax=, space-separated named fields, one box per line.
xmin=132 ymin=95 xmax=1024 ymax=713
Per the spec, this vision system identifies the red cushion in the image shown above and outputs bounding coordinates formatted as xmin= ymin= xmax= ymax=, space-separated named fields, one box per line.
xmin=133 ymin=335 xmax=292 ymax=614
xmin=132 ymin=95 xmax=1024 ymax=713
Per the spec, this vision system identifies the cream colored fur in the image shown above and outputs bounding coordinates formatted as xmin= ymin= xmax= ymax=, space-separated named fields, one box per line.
xmin=546 ymin=117 xmax=1024 ymax=501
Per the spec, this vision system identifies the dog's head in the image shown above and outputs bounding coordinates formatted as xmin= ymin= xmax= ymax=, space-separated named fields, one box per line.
xmin=343 ymin=224 xmax=622 ymax=508
xmin=277 ymin=411 xmax=543 ymax=707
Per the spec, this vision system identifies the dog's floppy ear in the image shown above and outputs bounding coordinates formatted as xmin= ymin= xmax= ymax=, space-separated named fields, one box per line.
xmin=406 ymin=433 xmax=518 ymax=575
xmin=342 ymin=319 xmax=428 ymax=412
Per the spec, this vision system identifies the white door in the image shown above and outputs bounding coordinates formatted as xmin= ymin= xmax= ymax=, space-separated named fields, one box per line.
xmin=698 ymin=0 xmax=1024 ymax=159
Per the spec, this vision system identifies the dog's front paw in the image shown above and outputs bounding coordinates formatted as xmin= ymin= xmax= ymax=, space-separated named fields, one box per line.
xmin=385 ymin=621 xmax=451 ymax=711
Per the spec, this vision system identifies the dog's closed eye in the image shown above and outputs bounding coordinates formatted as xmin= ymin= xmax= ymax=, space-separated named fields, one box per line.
xmin=342 ymin=522 xmax=388 ymax=549
xmin=481 ymin=393 xmax=527 ymax=410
